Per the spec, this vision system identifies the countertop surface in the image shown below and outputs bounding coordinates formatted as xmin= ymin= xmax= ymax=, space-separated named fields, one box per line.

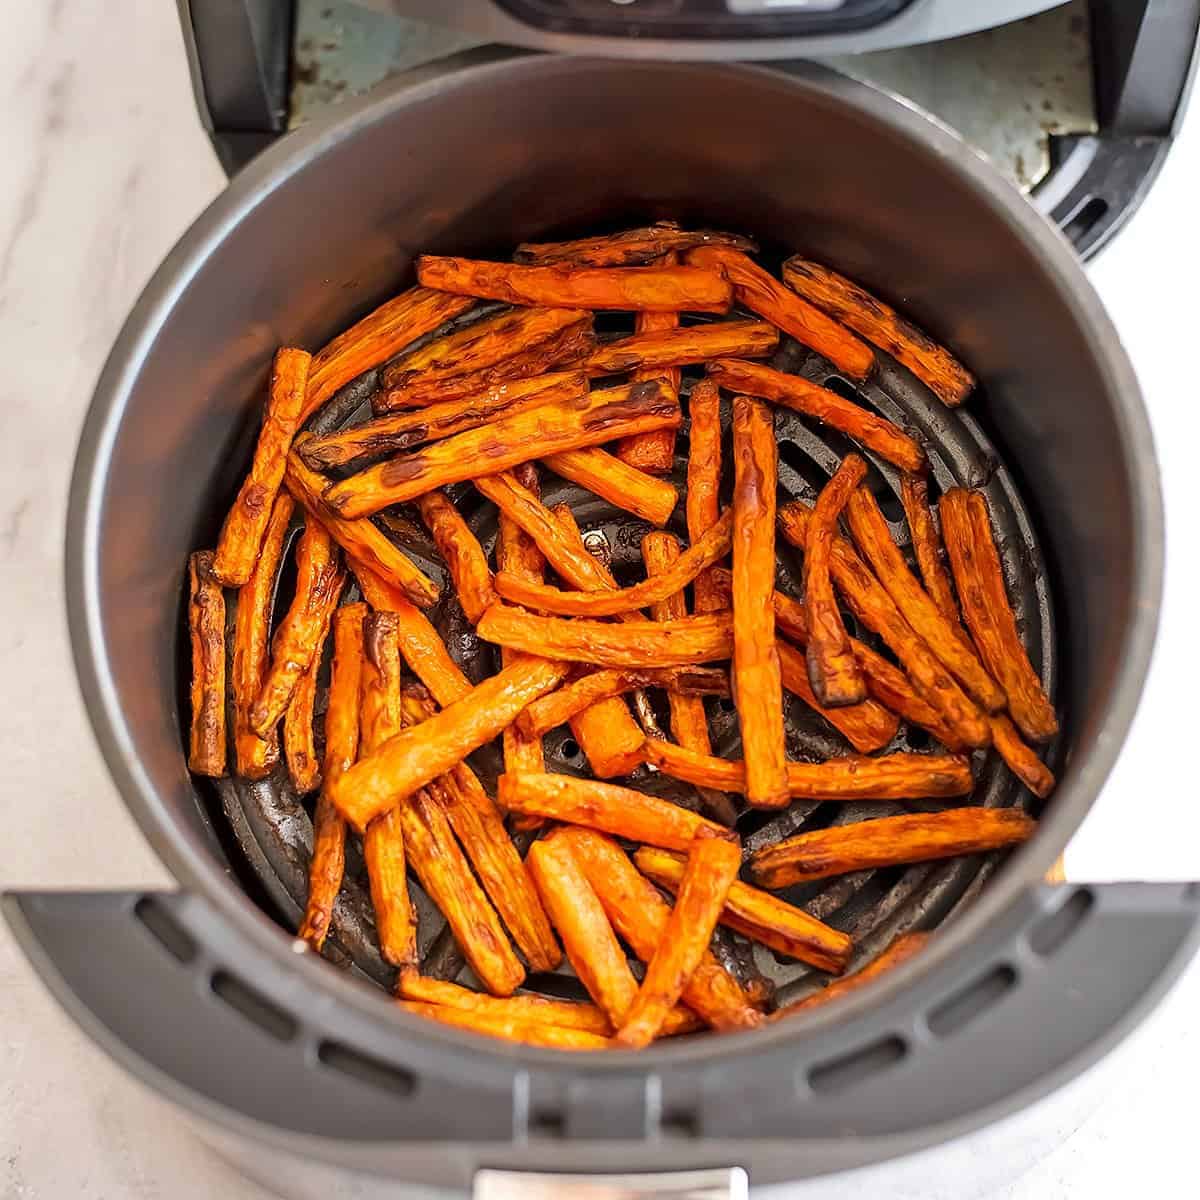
xmin=2 ymin=2 xmax=1198 ymax=1197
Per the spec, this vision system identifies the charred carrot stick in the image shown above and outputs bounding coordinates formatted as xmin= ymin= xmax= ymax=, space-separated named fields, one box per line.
xmin=686 ymin=248 xmax=873 ymax=380
xmin=303 ymin=286 xmax=474 ymax=421
xmin=899 ymin=474 xmax=961 ymax=626
xmin=515 ymin=222 xmax=758 ymax=267
xmin=587 ymin=320 xmax=779 ymax=379
xmin=187 ymin=551 xmax=226 ymax=776
xmin=634 ymin=846 xmax=852 ymax=973
xmin=558 ymin=828 xmax=762 ymax=1031
xmin=687 ymin=377 xmax=725 ymax=613
xmin=325 ymin=379 xmax=682 ymax=518
xmin=212 ymin=348 xmax=311 ymax=586
xmin=782 ymin=257 xmax=975 ymax=407
xmin=939 ymin=489 xmax=1058 ymax=743
xmin=846 ymin=486 xmax=1004 ymax=712
xmin=417 ymin=255 xmax=734 ymax=314
xmin=284 ymin=640 xmax=323 ymax=793
xmin=285 ymin=442 xmax=440 ymax=608
xmin=498 ymin=771 xmax=725 ymax=851
xmin=298 ymin=602 xmax=365 ymax=950
xmin=299 ymin=372 xmax=588 ymax=471
xmin=731 ymin=394 xmax=788 ymax=807
xmin=231 ymin=493 xmax=294 ymax=778
xmin=805 ymin=454 xmax=869 ymax=708
xmin=707 ymin=359 xmax=924 ymax=473
xmin=398 ymin=1000 xmax=610 ymax=1050
xmin=413 ymin=490 xmax=496 ymax=623
xmin=617 ymin=830 xmax=741 ymax=1048
xmin=543 ymin=447 xmax=679 ymax=525
xmin=749 ymin=807 xmax=1035 ymax=888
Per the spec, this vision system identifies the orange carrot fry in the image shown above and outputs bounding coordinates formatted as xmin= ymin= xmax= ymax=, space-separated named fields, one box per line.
xmin=687 ymin=377 xmax=725 ymax=613
xmin=324 ymin=379 xmax=682 ymax=518
xmin=846 ymin=486 xmax=1004 ymax=712
xmin=303 ymin=286 xmax=474 ymax=421
xmin=298 ymin=602 xmax=365 ymax=950
xmin=731 ymin=394 xmax=788 ymax=807
xmin=498 ymin=771 xmax=725 ymax=851
xmin=616 ymin=830 xmax=741 ymax=1048
xmin=397 ymin=1000 xmax=610 ymax=1050
xmin=707 ymin=359 xmax=924 ymax=473
xmin=231 ymin=492 xmax=294 ymax=778
xmin=187 ymin=551 xmax=226 ymax=776
xmin=749 ymin=807 xmax=1036 ymax=888
xmin=686 ymin=247 xmax=873 ymax=380
xmin=939 ymin=489 xmax=1059 ymax=742
xmin=413 ymin=489 xmax=496 ymax=623
xmin=417 ymin=255 xmax=734 ymax=314
xmin=804 ymin=454 xmax=869 ymax=707
xmin=515 ymin=222 xmax=758 ymax=267
xmin=542 ymin=448 xmax=678 ymax=525
xmin=634 ymin=846 xmax=852 ymax=973
xmin=284 ymin=639 xmax=323 ymax=793
xmin=212 ymin=348 xmax=311 ymax=586
xmin=586 ymin=320 xmax=779 ymax=379
xmin=990 ymin=713 xmax=1056 ymax=798
xmin=899 ymin=474 xmax=961 ymax=626
xmin=782 ymin=257 xmax=975 ymax=407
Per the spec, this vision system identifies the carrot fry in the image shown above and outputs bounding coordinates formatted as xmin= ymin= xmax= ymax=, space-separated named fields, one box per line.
xmin=586 ymin=320 xmax=779 ymax=378
xmin=686 ymin=248 xmax=873 ymax=380
xmin=285 ymin=442 xmax=440 ymax=608
xmin=251 ymin=519 xmax=343 ymax=736
xmin=731 ymin=395 xmax=788 ymax=807
xmin=515 ymin=222 xmax=758 ymax=267
xmin=298 ymin=602 xmax=365 ymax=950
xmin=687 ymin=377 xmax=725 ymax=613
xmin=900 ymin=474 xmax=961 ymax=626
xmin=212 ymin=348 xmax=311 ymax=586
xmin=804 ymin=454 xmax=869 ymax=707
xmin=707 ymin=359 xmax=924 ymax=473
xmin=325 ymin=379 xmax=682 ymax=518
xmin=498 ymin=771 xmax=725 ymax=851
xmin=772 ymin=933 xmax=930 ymax=1018
xmin=939 ymin=489 xmax=1058 ymax=742
xmin=417 ymin=255 xmax=734 ymax=314
xmin=558 ymin=828 xmax=762 ymax=1031
xmin=778 ymin=503 xmax=990 ymax=748
xmin=617 ymin=830 xmax=741 ymax=1048
xmin=644 ymin=740 xmax=973 ymax=802
xmin=303 ymin=286 xmax=474 ymax=421
xmin=494 ymin=511 xmax=733 ymax=617
xmin=284 ymin=639 xmax=323 ymax=793
xmin=414 ymin=490 xmax=496 ymax=623
xmin=634 ymin=846 xmax=852 ymax=973
xmin=299 ymin=372 xmax=588 ymax=471
xmin=542 ymin=448 xmax=678 ymax=525
xmin=846 ymin=486 xmax=1004 ymax=712
xmin=328 ymin=656 xmax=569 ymax=831
xmin=398 ymin=1000 xmax=609 ymax=1050
xmin=231 ymin=492 xmax=293 ymax=778
xmin=990 ymin=713 xmax=1056 ymax=798
xmin=187 ymin=551 xmax=226 ymax=776
xmin=782 ymin=257 xmax=975 ymax=407
xmin=749 ymin=807 xmax=1035 ymax=888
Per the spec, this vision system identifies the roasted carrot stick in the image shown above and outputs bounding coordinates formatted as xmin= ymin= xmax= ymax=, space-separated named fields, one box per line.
xmin=899 ymin=475 xmax=961 ymax=626
xmin=284 ymin=639 xmax=323 ymax=793
xmin=498 ymin=771 xmax=725 ymax=851
xmin=212 ymin=348 xmax=311 ymax=586
xmin=805 ymin=454 xmax=869 ymax=707
xmin=328 ymin=656 xmax=569 ymax=831
xmin=687 ymin=377 xmax=725 ymax=613
xmin=299 ymin=372 xmax=588 ymax=471
xmin=231 ymin=492 xmax=293 ymax=778
xmin=417 ymin=255 xmax=734 ymax=314
xmin=515 ymin=222 xmax=758 ymax=267
xmin=782 ymin=257 xmax=975 ymax=407
xmin=634 ymin=846 xmax=852 ymax=973
xmin=303 ymin=286 xmax=474 ymax=420
xmin=707 ymin=359 xmax=924 ymax=473
xmin=586 ymin=320 xmax=779 ymax=378
xmin=749 ymin=807 xmax=1035 ymax=888
xmin=846 ymin=486 xmax=1004 ymax=712
xmin=989 ymin=713 xmax=1056 ymax=798
xmin=324 ymin=379 xmax=682 ymax=518
xmin=558 ymin=828 xmax=762 ymax=1031
xmin=939 ymin=489 xmax=1058 ymax=742
xmin=686 ymin=247 xmax=873 ymax=380
xmin=731 ymin=394 xmax=788 ymax=807
xmin=543 ymin=447 xmax=679 ymax=525
xmin=298 ymin=602 xmax=365 ymax=950
xmin=398 ymin=1000 xmax=610 ymax=1050
xmin=617 ymin=830 xmax=741 ymax=1048
xmin=187 ymin=551 xmax=226 ymax=776
xmin=413 ymin=490 xmax=496 ymax=623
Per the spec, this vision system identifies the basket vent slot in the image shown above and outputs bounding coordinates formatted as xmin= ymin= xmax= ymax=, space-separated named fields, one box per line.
xmin=809 ymin=1034 xmax=908 ymax=1094
xmin=211 ymin=970 xmax=297 ymax=1042
xmin=317 ymin=1040 xmax=416 ymax=1096
xmin=134 ymin=896 xmax=197 ymax=964
xmin=1029 ymin=887 xmax=1094 ymax=957
xmin=927 ymin=964 xmax=1017 ymax=1037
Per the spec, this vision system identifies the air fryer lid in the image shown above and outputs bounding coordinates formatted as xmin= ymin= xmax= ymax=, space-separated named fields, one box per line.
xmin=6 ymin=57 xmax=1199 ymax=1191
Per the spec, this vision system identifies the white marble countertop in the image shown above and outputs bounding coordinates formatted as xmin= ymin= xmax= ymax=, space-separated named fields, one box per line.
xmin=2 ymin=2 xmax=1198 ymax=1197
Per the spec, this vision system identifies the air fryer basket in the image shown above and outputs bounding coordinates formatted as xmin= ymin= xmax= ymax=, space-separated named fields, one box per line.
xmin=6 ymin=57 xmax=1198 ymax=1193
